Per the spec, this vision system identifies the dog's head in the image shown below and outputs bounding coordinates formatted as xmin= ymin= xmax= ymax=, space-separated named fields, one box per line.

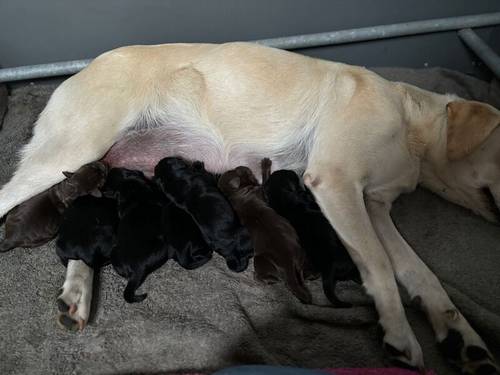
xmin=218 ymin=166 xmax=259 ymax=196
xmin=58 ymin=161 xmax=109 ymax=205
xmin=421 ymin=99 xmax=500 ymax=222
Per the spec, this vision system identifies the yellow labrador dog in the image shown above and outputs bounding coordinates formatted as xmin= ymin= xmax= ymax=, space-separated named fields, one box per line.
xmin=0 ymin=42 xmax=499 ymax=373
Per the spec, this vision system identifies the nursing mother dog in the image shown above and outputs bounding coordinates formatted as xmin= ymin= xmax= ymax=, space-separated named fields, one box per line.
xmin=0 ymin=42 xmax=499 ymax=374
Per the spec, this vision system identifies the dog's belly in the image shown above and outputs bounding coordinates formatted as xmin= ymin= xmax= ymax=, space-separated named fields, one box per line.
xmin=102 ymin=128 xmax=222 ymax=176
xmin=101 ymin=127 xmax=295 ymax=177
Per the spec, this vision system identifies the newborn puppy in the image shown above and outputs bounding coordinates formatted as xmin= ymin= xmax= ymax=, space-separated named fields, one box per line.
xmin=103 ymin=168 xmax=168 ymax=303
xmin=56 ymin=195 xmax=119 ymax=269
xmin=263 ymin=168 xmax=360 ymax=307
xmin=163 ymin=200 xmax=213 ymax=270
xmin=154 ymin=157 xmax=253 ymax=273
xmin=0 ymin=161 xmax=108 ymax=252
xmin=218 ymin=164 xmax=312 ymax=304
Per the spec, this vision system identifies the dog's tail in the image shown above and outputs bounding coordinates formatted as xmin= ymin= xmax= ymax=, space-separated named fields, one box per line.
xmin=284 ymin=262 xmax=312 ymax=304
xmin=123 ymin=273 xmax=148 ymax=303
xmin=321 ymin=267 xmax=352 ymax=308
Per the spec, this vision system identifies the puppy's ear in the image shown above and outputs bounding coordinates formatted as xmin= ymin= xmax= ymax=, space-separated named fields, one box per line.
xmin=89 ymin=189 xmax=102 ymax=198
xmin=229 ymin=176 xmax=241 ymax=189
xmin=102 ymin=190 xmax=119 ymax=200
xmin=62 ymin=171 xmax=74 ymax=178
xmin=192 ymin=161 xmax=205 ymax=170
xmin=446 ymin=100 xmax=500 ymax=161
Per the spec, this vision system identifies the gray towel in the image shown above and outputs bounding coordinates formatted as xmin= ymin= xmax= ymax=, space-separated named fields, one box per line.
xmin=0 ymin=68 xmax=499 ymax=375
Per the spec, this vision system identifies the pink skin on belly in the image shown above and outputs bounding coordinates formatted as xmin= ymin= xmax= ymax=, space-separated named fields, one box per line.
xmin=101 ymin=128 xmax=250 ymax=177
xmin=101 ymin=123 xmax=298 ymax=179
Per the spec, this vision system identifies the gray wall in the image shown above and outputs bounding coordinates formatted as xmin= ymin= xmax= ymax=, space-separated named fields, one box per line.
xmin=1 ymin=0 xmax=499 ymax=77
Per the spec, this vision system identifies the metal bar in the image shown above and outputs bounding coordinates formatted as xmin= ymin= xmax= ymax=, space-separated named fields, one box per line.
xmin=0 ymin=59 xmax=92 ymax=83
xmin=1 ymin=12 xmax=500 ymax=82
xmin=256 ymin=12 xmax=500 ymax=49
xmin=458 ymin=28 xmax=500 ymax=79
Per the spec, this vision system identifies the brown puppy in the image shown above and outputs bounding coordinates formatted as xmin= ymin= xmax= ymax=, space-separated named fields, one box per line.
xmin=218 ymin=161 xmax=311 ymax=304
xmin=0 ymin=161 xmax=108 ymax=252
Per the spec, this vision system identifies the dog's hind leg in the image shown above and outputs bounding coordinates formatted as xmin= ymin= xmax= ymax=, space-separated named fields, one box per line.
xmin=366 ymin=199 xmax=499 ymax=374
xmin=0 ymin=58 xmax=141 ymax=219
xmin=57 ymin=260 xmax=94 ymax=331
xmin=303 ymin=165 xmax=424 ymax=369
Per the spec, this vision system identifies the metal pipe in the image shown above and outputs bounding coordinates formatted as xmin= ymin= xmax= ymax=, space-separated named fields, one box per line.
xmin=1 ymin=12 xmax=500 ymax=82
xmin=256 ymin=12 xmax=500 ymax=49
xmin=458 ymin=28 xmax=500 ymax=79
xmin=0 ymin=59 xmax=92 ymax=83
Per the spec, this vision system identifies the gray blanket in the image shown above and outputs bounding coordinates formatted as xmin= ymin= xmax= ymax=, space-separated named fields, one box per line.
xmin=0 ymin=68 xmax=499 ymax=375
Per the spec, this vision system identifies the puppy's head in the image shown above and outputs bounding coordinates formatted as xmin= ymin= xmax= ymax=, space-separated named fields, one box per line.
xmin=265 ymin=170 xmax=302 ymax=193
xmin=59 ymin=161 xmax=109 ymax=204
xmin=101 ymin=168 xmax=148 ymax=200
xmin=154 ymin=157 xmax=191 ymax=182
xmin=218 ymin=166 xmax=259 ymax=195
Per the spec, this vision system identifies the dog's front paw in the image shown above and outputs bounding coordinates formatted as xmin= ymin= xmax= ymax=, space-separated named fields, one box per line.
xmin=439 ymin=328 xmax=499 ymax=375
xmin=381 ymin=321 xmax=425 ymax=371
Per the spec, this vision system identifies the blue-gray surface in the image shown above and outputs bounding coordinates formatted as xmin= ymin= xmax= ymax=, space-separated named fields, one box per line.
xmin=0 ymin=0 xmax=499 ymax=76
xmin=0 ymin=67 xmax=499 ymax=375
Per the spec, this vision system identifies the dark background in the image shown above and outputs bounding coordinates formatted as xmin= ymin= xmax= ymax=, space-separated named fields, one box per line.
xmin=0 ymin=0 xmax=499 ymax=77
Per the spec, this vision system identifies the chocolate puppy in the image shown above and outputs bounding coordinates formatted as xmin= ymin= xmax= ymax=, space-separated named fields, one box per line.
xmin=218 ymin=163 xmax=312 ymax=304
xmin=263 ymin=168 xmax=360 ymax=307
xmin=154 ymin=157 xmax=252 ymax=273
xmin=0 ymin=161 xmax=108 ymax=252
xmin=103 ymin=168 xmax=168 ymax=303
xmin=56 ymin=195 xmax=119 ymax=268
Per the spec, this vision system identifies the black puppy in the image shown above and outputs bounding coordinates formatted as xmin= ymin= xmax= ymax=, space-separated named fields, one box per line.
xmin=263 ymin=168 xmax=360 ymax=307
xmin=103 ymin=168 xmax=169 ymax=303
xmin=154 ymin=157 xmax=253 ymax=272
xmin=163 ymin=201 xmax=213 ymax=270
xmin=56 ymin=195 xmax=119 ymax=268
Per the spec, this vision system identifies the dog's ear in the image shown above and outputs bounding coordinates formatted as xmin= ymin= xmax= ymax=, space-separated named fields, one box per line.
xmin=62 ymin=171 xmax=74 ymax=178
xmin=446 ymin=100 xmax=500 ymax=161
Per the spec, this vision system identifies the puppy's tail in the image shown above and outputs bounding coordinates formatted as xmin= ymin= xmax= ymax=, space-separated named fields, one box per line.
xmin=123 ymin=274 xmax=148 ymax=304
xmin=284 ymin=262 xmax=312 ymax=304
xmin=322 ymin=267 xmax=352 ymax=308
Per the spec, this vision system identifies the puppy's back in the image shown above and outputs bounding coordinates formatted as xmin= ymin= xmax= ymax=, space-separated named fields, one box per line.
xmin=57 ymin=195 xmax=118 ymax=268
xmin=163 ymin=202 xmax=212 ymax=270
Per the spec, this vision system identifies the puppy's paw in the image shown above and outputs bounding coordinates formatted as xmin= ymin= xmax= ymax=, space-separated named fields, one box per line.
xmin=438 ymin=329 xmax=499 ymax=375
